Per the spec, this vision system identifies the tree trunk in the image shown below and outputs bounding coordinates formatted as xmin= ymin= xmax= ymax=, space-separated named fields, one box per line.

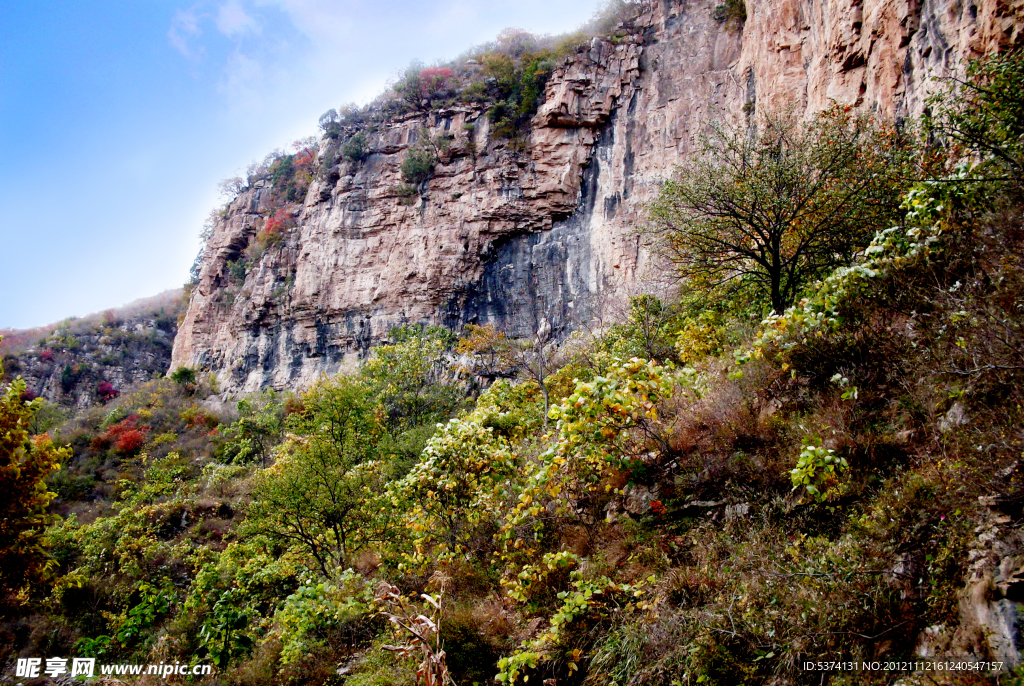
xmin=541 ymin=382 xmax=550 ymax=429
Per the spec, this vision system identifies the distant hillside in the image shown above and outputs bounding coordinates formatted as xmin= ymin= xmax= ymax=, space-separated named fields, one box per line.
xmin=0 ymin=289 xmax=185 ymax=409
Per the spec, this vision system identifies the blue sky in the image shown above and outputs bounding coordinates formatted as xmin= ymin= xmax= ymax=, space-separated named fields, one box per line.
xmin=0 ymin=0 xmax=601 ymax=329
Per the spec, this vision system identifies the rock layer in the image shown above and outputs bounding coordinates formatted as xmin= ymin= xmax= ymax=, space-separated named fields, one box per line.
xmin=171 ymin=0 xmax=1023 ymax=394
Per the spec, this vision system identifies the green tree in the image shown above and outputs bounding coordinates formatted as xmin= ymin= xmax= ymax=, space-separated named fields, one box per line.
xmin=650 ymin=107 xmax=913 ymax=313
xmin=219 ymin=390 xmax=284 ymax=466
xmin=199 ymin=591 xmax=254 ymax=668
xmin=244 ymin=377 xmax=391 ymax=578
xmin=342 ymin=132 xmax=370 ymax=162
xmin=928 ymin=49 xmax=1024 ymax=196
xmin=0 ymin=359 xmax=69 ymax=616
xmin=361 ymin=326 xmax=461 ymax=430
xmin=169 ymin=366 xmax=197 ymax=386
xmin=401 ymin=145 xmax=436 ymax=185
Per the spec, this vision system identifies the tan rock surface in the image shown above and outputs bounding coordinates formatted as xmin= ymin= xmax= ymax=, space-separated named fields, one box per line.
xmin=172 ymin=0 xmax=1022 ymax=394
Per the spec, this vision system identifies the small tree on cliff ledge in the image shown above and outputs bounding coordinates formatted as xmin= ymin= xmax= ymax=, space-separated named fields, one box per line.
xmin=650 ymin=107 xmax=914 ymax=313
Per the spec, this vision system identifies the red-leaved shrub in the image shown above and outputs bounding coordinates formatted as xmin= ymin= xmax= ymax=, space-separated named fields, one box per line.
xmin=97 ymin=381 xmax=119 ymax=402
xmin=419 ymin=67 xmax=454 ymax=98
xmin=93 ymin=415 xmax=150 ymax=454
xmin=263 ymin=208 xmax=292 ymax=236
xmin=115 ymin=429 xmax=147 ymax=453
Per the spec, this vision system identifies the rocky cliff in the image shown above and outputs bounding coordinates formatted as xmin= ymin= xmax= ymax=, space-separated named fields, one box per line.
xmin=172 ymin=0 xmax=1023 ymax=394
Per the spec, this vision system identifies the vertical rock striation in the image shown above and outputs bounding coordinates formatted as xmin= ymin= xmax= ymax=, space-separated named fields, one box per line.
xmin=171 ymin=0 xmax=1022 ymax=394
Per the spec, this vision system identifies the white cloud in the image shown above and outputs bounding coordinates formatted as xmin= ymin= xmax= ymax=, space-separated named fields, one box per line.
xmin=168 ymin=7 xmax=205 ymax=59
xmin=218 ymin=50 xmax=266 ymax=108
xmin=254 ymin=0 xmax=355 ymax=45
xmin=216 ymin=0 xmax=261 ymax=37
xmin=422 ymin=0 xmax=483 ymax=40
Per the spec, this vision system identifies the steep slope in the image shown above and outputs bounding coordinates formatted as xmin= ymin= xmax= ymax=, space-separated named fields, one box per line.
xmin=172 ymin=0 xmax=1022 ymax=394
xmin=2 ymin=291 xmax=184 ymax=409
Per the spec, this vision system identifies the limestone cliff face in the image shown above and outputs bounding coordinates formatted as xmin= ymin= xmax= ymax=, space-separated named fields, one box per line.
xmin=172 ymin=0 xmax=1022 ymax=393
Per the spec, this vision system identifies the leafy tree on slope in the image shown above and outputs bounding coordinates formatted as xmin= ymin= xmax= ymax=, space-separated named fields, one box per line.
xmin=650 ymin=107 xmax=914 ymax=313
xmin=0 ymin=356 xmax=68 ymax=616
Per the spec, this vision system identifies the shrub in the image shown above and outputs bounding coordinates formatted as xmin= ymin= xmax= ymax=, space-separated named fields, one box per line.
xmin=418 ymin=66 xmax=455 ymax=100
xmin=342 ymin=133 xmax=370 ymax=162
xmin=170 ymin=367 xmax=197 ymax=386
xmin=96 ymin=381 xmax=119 ymax=402
xmin=483 ymin=51 xmax=556 ymax=142
xmin=93 ymin=415 xmax=149 ymax=454
xmin=227 ymin=259 xmax=247 ymax=283
xmin=712 ymin=0 xmax=746 ymax=25
xmin=401 ymin=147 xmax=435 ymax=185
xmin=272 ymin=571 xmax=372 ymax=664
xmin=790 ymin=436 xmax=848 ymax=503
xmin=263 ymin=208 xmax=291 ymax=235
xmin=217 ymin=391 xmax=283 ymax=466
xmin=60 ymin=363 xmax=88 ymax=393
xmin=394 ymin=183 xmax=419 ymax=205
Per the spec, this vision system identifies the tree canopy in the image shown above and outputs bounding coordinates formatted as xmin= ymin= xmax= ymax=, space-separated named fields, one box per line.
xmin=650 ymin=107 xmax=915 ymax=313
xmin=0 ymin=360 xmax=68 ymax=616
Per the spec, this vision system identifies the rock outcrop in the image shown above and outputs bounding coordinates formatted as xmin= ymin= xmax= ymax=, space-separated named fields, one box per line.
xmin=171 ymin=0 xmax=1023 ymax=394
xmin=3 ymin=295 xmax=183 ymax=409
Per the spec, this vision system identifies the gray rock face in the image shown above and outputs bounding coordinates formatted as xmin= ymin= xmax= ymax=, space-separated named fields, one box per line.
xmin=443 ymin=119 xmax=617 ymax=338
xmin=171 ymin=0 xmax=1022 ymax=395
xmin=3 ymin=312 xmax=180 ymax=410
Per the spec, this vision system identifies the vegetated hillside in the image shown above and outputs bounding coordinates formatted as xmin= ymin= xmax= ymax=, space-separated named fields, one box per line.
xmin=3 ymin=45 xmax=1024 ymax=686
xmin=170 ymin=0 xmax=1008 ymax=396
xmin=0 ymin=290 xmax=184 ymax=410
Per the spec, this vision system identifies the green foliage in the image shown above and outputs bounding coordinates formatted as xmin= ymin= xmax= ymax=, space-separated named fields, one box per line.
xmin=483 ymin=51 xmax=556 ymax=143
xmin=342 ymin=132 xmax=370 ymax=162
xmin=497 ymin=573 xmax=654 ymax=684
xmin=244 ymin=376 xmax=392 ymax=578
xmin=397 ymin=409 xmax=520 ymax=567
xmin=30 ymin=399 xmax=66 ymax=435
xmin=927 ymin=48 xmax=1024 ymax=194
xmin=401 ymin=144 xmax=436 ymax=185
xmin=199 ymin=590 xmax=255 ymax=668
xmin=227 ymin=258 xmax=248 ymax=282
xmin=170 ymin=366 xmax=197 ymax=386
xmin=600 ymin=295 xmax=683 ymax=363
xmin=12 ymin=52 xmax=1024 ymax=686
xmin=74 ymin=634 xmax=113 ymax=659
xmin=0 ymin=367 xmax=68 ymax=616
xmin=60 ymin=363 xmax=87 ymax=393
xmin=650 ymin=107 xmax=915 ymax=313
xmin=218 ymin=390 xmax=284 ymax=465
xmin=790 ymin=436 xmax=848 ymax=503
xmin=752 ymin=165 xmax=968 ymax=356
xmin=545 ymin=358 xmax=683 ymax=472
xmin=711 ymin=0 xmax=746 ymax=25
xmin=272 ymin=570 xmax=372 ymax=664
xmin=116 ymin=580 xmax=176 ymax=645
xmin=361 ymin=325 xmax=461 ymax=431
xmin=345 ymin=642 xmax=419 ymax=686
